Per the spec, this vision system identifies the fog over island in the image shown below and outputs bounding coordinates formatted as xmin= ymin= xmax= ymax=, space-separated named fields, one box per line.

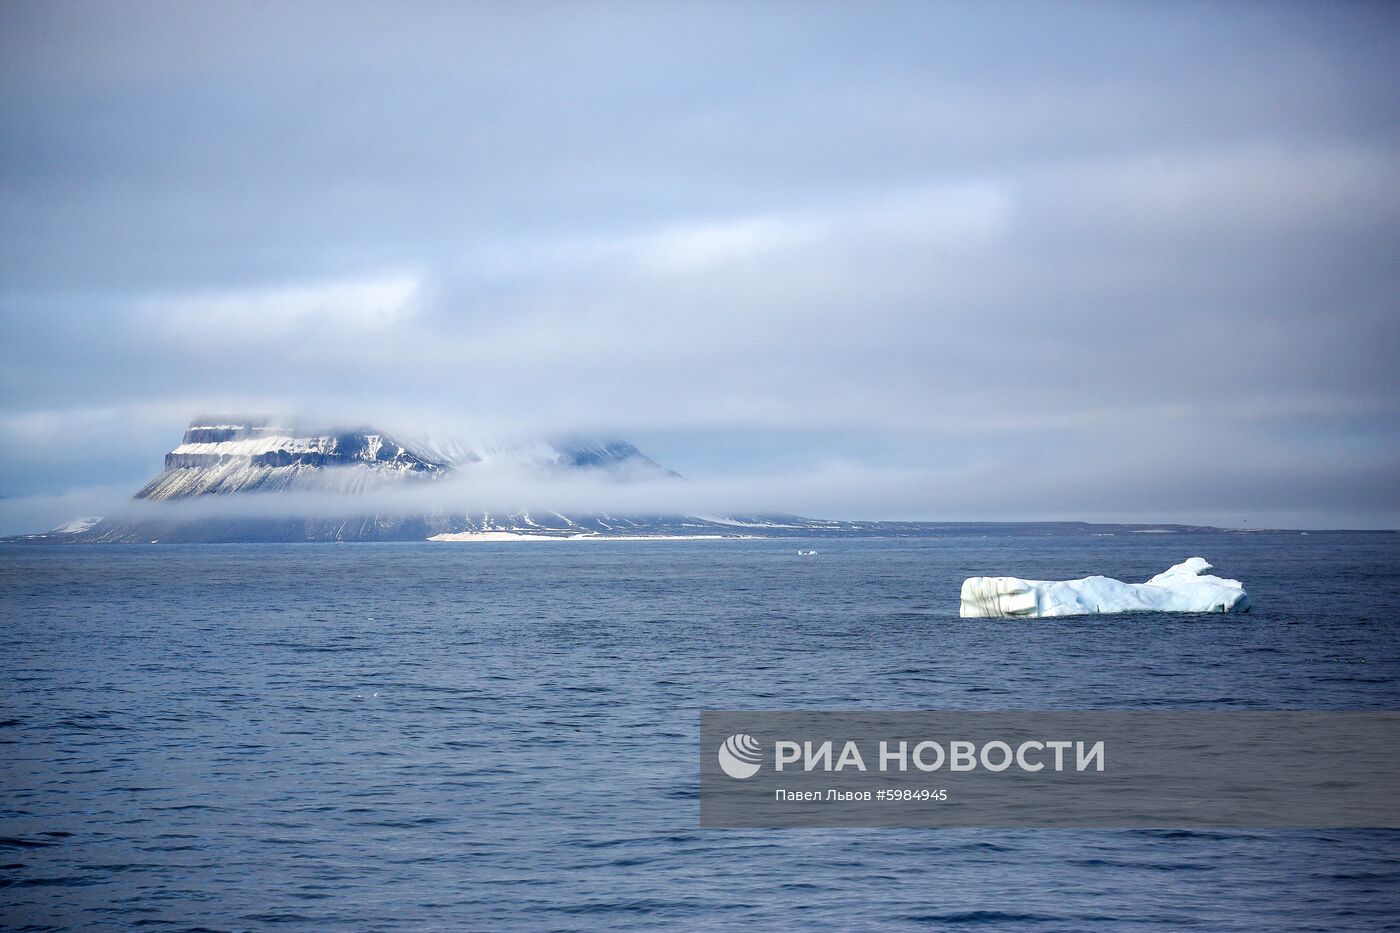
xmin=1 ymin=1 xmax=1397 ymax=532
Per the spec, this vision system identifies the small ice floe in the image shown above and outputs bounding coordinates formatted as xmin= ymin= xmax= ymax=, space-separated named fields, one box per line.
xmin=959 ymin=557 xmax=1250 ymax=618
xmin=797 ymin=549 xmax=818 ymax=556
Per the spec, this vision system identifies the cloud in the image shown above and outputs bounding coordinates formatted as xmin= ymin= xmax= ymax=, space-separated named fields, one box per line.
xmin=5 ymin=435 xmax=1395 ymax=536
xmin=0 ymin=485 xmax=135 ymax=537
xmin=1 ymin=1 xmax=1397 ymax=528
xmin=138 ymin=274 xmax=423 ymax=340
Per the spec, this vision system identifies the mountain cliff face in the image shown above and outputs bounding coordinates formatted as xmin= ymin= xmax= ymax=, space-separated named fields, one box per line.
xmin=136 ymin=421 xmax=445 ymax=499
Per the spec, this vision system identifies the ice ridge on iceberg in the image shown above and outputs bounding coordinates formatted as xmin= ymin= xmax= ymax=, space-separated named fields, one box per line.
xmin=959 ymin=557 xmax=1250 ymax=618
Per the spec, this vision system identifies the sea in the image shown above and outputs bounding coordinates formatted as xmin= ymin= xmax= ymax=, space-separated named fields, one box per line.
xmin=2 ymin=533 xmax=1398 ymax=930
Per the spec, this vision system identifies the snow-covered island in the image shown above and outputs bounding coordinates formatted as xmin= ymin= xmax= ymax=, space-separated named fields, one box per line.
xmin=6 ymin=418 xmax=1278 ymax=544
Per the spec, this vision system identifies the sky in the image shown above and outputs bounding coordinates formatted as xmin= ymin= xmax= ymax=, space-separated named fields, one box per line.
xmin=2 ymin=0 xmax=1398 ymax=531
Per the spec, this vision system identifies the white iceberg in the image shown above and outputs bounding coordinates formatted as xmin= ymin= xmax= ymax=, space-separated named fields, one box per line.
xmin=959 ymin=557 xmax=1250 ymax=618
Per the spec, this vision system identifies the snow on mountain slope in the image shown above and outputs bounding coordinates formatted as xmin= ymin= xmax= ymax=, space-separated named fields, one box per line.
xmin=135 ymin=420 xmax=444 ymax=500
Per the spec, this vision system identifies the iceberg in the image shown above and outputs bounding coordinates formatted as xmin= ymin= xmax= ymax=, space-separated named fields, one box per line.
xmin=959 ymin=557 xmax=1250 ymax=618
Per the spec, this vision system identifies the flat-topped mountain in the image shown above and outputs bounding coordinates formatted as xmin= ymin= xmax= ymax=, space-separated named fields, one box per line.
xmin=136 ymin=420 xmax=445 ymax=499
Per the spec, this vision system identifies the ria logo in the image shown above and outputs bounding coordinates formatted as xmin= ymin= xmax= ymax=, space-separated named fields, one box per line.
xmin=717 ymin=733 xmax=763 ymax=779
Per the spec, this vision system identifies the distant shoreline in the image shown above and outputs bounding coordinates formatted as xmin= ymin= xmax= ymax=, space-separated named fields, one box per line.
xmin=4 ymin=523 xmax=1396 ymax=545
xmin=427 ymin=532 xmax=758 ymax=542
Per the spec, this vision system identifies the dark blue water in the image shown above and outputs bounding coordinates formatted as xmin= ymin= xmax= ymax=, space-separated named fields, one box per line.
xmin=3 ymin=534 xmax=1399 ymax=930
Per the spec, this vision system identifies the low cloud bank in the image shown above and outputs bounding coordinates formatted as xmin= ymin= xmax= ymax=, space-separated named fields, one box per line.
xmin=5 ymin=447 xmax=1398 ymax=536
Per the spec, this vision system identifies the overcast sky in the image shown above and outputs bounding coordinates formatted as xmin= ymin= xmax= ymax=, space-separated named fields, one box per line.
xmin=2 ymin=1 xmax=1397 ymax=531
